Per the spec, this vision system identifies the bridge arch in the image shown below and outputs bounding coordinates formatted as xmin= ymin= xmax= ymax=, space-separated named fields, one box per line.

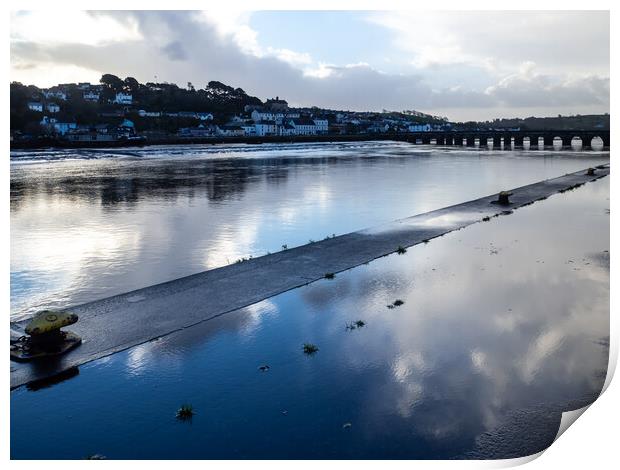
xmin=591 ymin=136 xmax=604 ymax=151
xmin=570 ymin=136 xmax=583 ymax=149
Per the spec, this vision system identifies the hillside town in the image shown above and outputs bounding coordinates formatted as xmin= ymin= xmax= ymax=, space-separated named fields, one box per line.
xmin=10 ymin=75 xmax=609 ymax=145
xmin=10 ymin=75 xmax=451 ymax=144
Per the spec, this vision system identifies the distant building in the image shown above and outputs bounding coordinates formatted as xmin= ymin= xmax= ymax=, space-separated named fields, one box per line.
xmin=113 ymin=92 xmax=133 ymax=105
xmin=39 ymin=116 xmax=57 ymax=126
xmin=254 ymin=120 xmax=278 ymax=136
xmin=43 ymin=90 xmax=67 ymax=101
xmin=241 ymin=124 xmax=256 ymax=136
xmin=178 ymin=111 xmax=198 ymax=119
xmin=251 ymin=109 xmax=280 ymax=122
xmin=178 ymin=124 xmax=217 ymax=138
xmin=83 ymin=91 xmax=100 ymax=102
xmin=47 ymin=103 xmax=60 ymax=113
xmin=368 ymin=123 xmax=389 ymax=133
xmin=408 ymin=123 xmax=432 ymax=132
xmin=265 ymin=96 xmax=288 ymax=111
xmin=289 ymin=118 xmax=317 ymax=135
xmin=279 ymin=123 xmax=296 ymax=136
xmin=251 ymin=109 xmax=300 ymax=124
xmin=27 ymin=102 xmax=43 ymax=112
xmin=138 ymin=110 xmax=161 ymax=117
xmin=197 ymin=112 xmax=214 ymax=121
xmin=218 ymin=124 xmax=244 ymax=137
xmin=52 ymin=122 xmax=77 ymax=135
xmin=313 ymin=118 xmax=328 ymax=134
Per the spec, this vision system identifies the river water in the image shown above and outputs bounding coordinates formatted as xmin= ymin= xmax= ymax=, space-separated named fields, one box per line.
xmin=10 ymin=141 xmax=608 ymax=321
xmin=10 ymin=166 xmax=609 ymax=459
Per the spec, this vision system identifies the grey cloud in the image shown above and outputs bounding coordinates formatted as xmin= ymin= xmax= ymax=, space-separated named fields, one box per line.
xmin=162 ymin=41 xmax=187 ymax=61
xmin=487 ymin=74 xmax=610 ymax=108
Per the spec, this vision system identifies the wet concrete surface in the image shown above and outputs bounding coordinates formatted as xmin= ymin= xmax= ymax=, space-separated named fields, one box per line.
xmin=10 ymin=165 xmax=609 ymax=389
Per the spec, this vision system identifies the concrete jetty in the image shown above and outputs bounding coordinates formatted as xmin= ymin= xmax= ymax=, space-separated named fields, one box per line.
xmin=10 ymin=165 xmax=609 ymax=389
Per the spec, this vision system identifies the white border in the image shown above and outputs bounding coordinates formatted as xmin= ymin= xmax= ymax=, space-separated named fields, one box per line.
xmin=3 ymin=1 xmax=616 ymax=468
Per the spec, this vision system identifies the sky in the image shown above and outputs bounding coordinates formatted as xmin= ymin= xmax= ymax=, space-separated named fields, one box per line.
xmin=9 ymin=10 xmax=610 ymax=121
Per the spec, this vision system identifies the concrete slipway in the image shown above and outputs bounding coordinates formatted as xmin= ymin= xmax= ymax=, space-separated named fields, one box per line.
xmin=9 ymin=165 xmax=610 ymax=389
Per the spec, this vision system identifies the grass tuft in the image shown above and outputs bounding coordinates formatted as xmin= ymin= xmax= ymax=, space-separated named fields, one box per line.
xmin=176 ymin=404 xmax=194 ymax=421
xmin=324 ymin=272 xmax=335 ymax=280
xmin=396 ymin=246 xmax=407 ymax=254
xmin=303 ymin=343 xmax=319 ymax=355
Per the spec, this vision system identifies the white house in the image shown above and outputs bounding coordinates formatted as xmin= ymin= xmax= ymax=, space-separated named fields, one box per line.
xmin=251 ymin=110 xmax=300 ymax=125
xmin=241 ymin=124 xmax=256 ymax=136
xmin=138 ymin=110 xmax=161 ymax=117
xmin=254 ymin=121 xmax=278 ymax=136
xmin=289 ymin=118 xmax=317 ymax=135
xmin=179 ymin=124 xmax=217 ymax=137
xmin=43 ymin=90 xmax=67 ymax=101
xmin=113 ymin=92 xmax=133 ymax=105
xmin=313 ymin=119 xmax=328 ymax=134
xmin=197 ymin=112 xmax=214 ymax=121
xmin=279 ymin=123 xmax=296 ymax=136
xmin=47 ymin=103 xmax=60 ymax=113
xmin=83 ymin=91 xmax=100 ymax=102
xmin=218 ymin=125 xmax=244 ymax=137
xmin=52 ymin=122 xmax=77 ymax=135
xmin=251 ymin=110 xmax=278 ymax=122
xmin=408 ymin=123 xmax=432 ymax=132
xmin=27 ymin=102 xmax=43 ymax=112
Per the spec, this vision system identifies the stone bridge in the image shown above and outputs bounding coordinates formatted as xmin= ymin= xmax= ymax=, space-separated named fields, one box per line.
xmin=401 ymin=130 xmax=610 ymax=149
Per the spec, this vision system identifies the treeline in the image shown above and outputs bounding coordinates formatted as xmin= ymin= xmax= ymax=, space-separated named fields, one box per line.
xmin=456 ymin=114 xmax=609 ymax=131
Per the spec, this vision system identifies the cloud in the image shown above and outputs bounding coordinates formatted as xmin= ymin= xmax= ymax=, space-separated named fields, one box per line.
xmin=10 ymin=10 xmax=610 ymax=120
xmin=486 ymin=67 xmax=610 ymax=108
xmin=161 ymin=41 xmax=187 ymax=61
xmin=367 ymin=11 xmax=610 ymax=76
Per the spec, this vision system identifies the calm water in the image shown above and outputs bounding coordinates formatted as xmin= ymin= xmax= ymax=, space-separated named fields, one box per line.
xmin=10 ymin=176 xmax=609 ymax=459
xmin=10 ymin=141 xmax=609 ymax=321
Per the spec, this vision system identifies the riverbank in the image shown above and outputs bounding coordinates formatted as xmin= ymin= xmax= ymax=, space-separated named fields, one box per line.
xmin=10 ymin=165 xmax=609 ymax=389
xmin=10 ymin=129 xmax=610 ymax=150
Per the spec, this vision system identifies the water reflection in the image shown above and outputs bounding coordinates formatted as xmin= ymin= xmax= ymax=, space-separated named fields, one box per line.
xmin=10 ymin=178 xmax=608 ymax=459
xmin=11 ymin=142 xmax=609 ymax=319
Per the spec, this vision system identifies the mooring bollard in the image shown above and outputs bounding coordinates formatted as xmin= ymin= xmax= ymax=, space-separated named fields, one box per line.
xmin=497 ymin=191 xmax=513 ymax=205
xmin=586 ymin=168 xmax=596 ymax=176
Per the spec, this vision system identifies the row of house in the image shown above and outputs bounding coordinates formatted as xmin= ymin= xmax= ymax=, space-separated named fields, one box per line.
xmin=137 ymin=110 xmax=214 ymax=120
xmin=179 ymin=117 xmax=329 ymax=138
xmin=39 ymin=116 xmax=138 ymax=141
xmin=28 ymin=102 xmax=60 ymax=113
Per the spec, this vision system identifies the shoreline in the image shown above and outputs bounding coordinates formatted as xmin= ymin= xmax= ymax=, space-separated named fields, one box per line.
xmin=9 ymin=165 xmax=609 ymax=389
xmin=10 ymin=130 xmax=610 ymax=150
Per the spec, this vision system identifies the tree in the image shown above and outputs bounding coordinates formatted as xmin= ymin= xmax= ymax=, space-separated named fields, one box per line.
xmin=100 ymin=74 xmax=124 ymax=91
xmin=124 ymin=77 xmax=140 ymax=93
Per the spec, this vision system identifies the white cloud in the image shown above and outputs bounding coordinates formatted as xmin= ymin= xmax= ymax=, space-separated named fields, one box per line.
xmin=10 ymin=10 xmax=141 ymax=46
xmin=367 ymin=10 xmax=609 ymax=76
